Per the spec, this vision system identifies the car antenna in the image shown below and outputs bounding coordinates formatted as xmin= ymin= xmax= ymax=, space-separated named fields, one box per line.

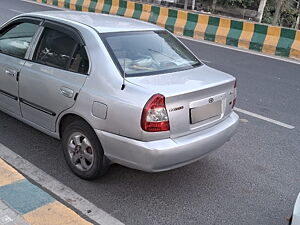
xmin=121 ymin=56 xmax=126 ymax=90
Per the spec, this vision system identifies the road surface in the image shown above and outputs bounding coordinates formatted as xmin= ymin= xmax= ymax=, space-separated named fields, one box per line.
xmin=0 ymin=1 xmax=299 ymax=224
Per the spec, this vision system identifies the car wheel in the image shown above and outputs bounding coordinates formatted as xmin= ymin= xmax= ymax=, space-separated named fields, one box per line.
xmin=62 ymin=120 xmax=109 ymax=180
xmin=288 ymin=214 xmax=293 ymax=225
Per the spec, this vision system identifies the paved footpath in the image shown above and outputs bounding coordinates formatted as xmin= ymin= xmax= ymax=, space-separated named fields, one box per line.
xmin=0 ymin=159 xmax=92 ymax=225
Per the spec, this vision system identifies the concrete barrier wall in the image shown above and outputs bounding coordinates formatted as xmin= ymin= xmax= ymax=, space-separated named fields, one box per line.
xmin=35 ymin=0 xmax=300 ymax=60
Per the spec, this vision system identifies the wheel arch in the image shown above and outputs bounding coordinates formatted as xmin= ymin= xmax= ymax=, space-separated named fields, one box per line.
xmin=58 ymin=113 xmax=93 ymax=139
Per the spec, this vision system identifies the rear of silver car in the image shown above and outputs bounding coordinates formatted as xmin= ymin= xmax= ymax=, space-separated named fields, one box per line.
xmin=92 ymin=29 xmax=239 ymax=172
xmin=96 ymin=65 xmax=239 ymax=172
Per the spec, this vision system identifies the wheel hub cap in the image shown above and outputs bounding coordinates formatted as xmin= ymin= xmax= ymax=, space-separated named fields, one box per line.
xmin=67 ymin=132 xmax=94 ymax=172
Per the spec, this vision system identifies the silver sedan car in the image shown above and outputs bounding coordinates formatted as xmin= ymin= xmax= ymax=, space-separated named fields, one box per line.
xmin=0 ymin=11 xmax=239 ymax=179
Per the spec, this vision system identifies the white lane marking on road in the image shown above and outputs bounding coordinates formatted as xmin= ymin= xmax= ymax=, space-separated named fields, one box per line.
xmin=234 ymin=107 xmax=295 ymax=129
xmin=20 ymin=0 xmax=67 ymax=10
xmin=0 ymin=144 xmax=124 ymax=225
xmin=8 ymin=9 xmax=24 ymax=13
xmin=179 ymin=35 xmax=300 ymax=66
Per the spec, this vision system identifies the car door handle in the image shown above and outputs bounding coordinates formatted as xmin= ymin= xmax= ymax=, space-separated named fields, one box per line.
xmin=4 ymin=69 xmax=17 ymax=77
xmin=60 ymin=87 xmax=74 ymax=98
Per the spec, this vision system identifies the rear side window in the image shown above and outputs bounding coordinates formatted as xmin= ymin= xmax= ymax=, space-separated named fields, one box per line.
xmin=34 ymin=28 xmax=89 ymax=74
xmin=69 ymin=45 xmax=89 ymax=74
xmin=0 ymin=22 xmax=39 ymax=58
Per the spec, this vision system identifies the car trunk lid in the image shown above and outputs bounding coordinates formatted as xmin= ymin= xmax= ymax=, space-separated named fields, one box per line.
xmin=128 ymin=65 xmax=236 ymax=138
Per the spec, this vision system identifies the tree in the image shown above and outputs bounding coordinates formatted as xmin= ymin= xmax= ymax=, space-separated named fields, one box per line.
xmin=184 ymin=0 xmax=188 ymax=10
xmin=296 ymin=0 xmax=300 ymax=29
xmin=212 ymin=0 xmax=218 ymax=12
xmin=256 ymin=0 xmax=268 ymax=22
xmin=272 ymin=0 xmax=285 ymax=25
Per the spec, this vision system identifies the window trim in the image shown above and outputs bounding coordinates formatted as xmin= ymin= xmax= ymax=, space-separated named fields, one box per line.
xmin=29 ymin=20 xmax=91 ymax=76
xmin=43 ymin=21 xmax=85 ymax=46
xmin=0 ymin=17 xmax=43 ymax=60
xmin=0 ymin=17 xmax=43 ymax=31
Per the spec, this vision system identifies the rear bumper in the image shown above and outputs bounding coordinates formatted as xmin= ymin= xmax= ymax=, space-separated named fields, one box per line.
xmin=95 ymin=112 xmax=239 ymax=172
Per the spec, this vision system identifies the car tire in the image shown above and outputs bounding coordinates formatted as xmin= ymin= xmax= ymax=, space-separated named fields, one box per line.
xmin=62 ymin=120 xmax=109 ymax=180
xmin=289 ymin=214 xmax=293 ymax=225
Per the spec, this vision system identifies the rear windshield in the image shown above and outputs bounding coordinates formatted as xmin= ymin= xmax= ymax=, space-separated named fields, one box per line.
xmin=100 ymin=30 xmax=201 ymax=77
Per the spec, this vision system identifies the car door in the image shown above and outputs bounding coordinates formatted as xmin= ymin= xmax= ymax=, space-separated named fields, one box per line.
xmin=0 ymin=18 xmax=41 ymax=116
xmin=19 ymin=21 xmax=89 ymax=132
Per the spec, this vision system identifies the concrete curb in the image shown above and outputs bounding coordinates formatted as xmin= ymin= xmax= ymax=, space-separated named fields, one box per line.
xmin=0 ymin=158 xmax=92 ymax=225
xmin=33 ymin=0 xmax=300 ymax=60
xmin=0 ymin=143 xmax=124 ymax=225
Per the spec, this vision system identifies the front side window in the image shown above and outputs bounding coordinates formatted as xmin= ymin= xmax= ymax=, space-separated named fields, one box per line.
xmin=0 ymin=22 xmax=39 ymax=58
xmin=101 ymin=30 xmax=201 ymax=77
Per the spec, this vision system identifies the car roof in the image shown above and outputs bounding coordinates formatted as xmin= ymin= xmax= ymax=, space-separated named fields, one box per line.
xmin=23 ymin=11 xmax=163 ymax=33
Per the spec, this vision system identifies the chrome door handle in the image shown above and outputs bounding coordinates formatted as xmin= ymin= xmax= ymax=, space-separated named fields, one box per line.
xmin=60 ymin=87 xmax=74 ymax=98
xmin=4 ymin=69 xmax=17 ymax=77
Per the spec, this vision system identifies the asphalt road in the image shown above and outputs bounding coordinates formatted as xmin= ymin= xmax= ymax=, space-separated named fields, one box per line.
xmin=0 ymin=1 xmax=300 ymax=225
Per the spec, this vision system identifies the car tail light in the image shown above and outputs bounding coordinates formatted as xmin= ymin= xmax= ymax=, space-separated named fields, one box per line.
xmin=232 ymin=80 xmax=237 ymax=108
xmin=141 ymin=94 xmax=170 ymax=132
